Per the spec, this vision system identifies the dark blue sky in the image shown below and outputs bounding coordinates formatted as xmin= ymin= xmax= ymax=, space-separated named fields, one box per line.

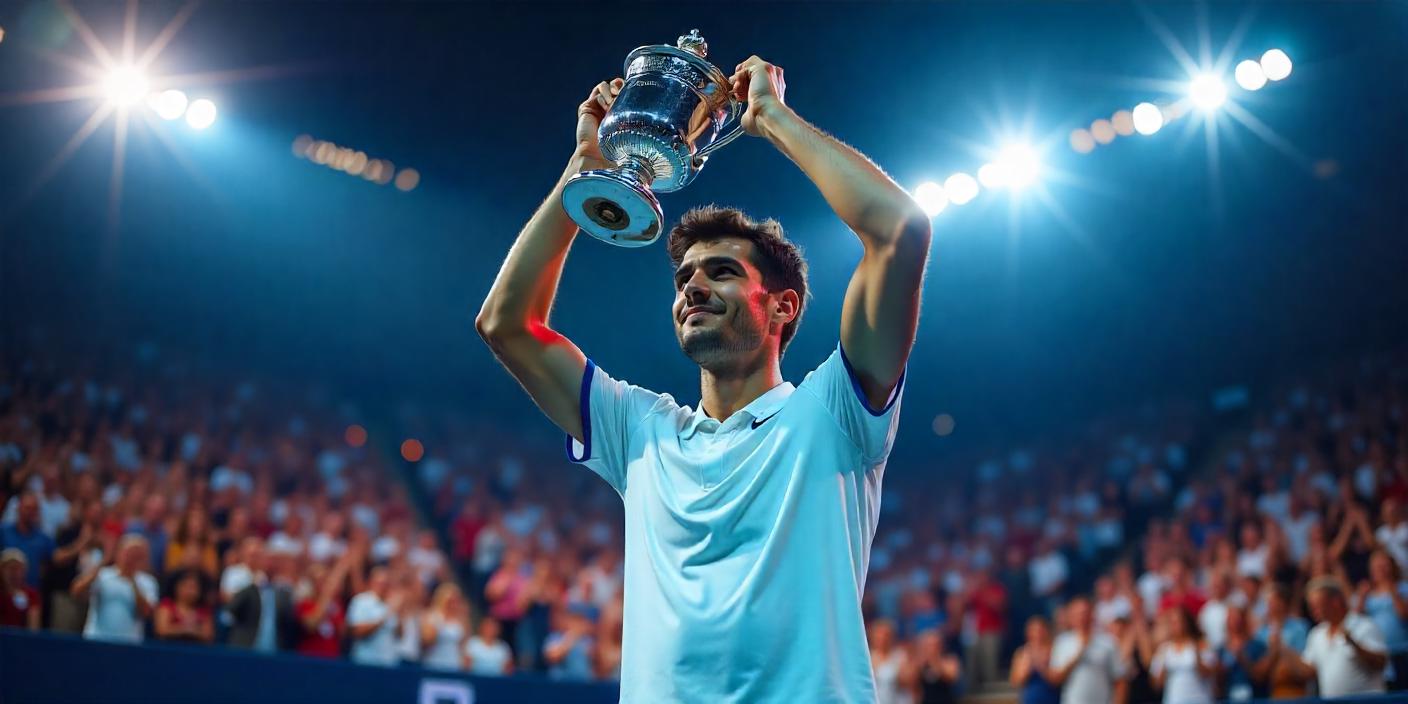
xmin=2 ymin=1 xmax=1406 ymax=461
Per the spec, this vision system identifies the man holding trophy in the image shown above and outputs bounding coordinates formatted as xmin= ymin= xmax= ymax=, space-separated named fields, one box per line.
xmin=477 ymin=30 xmax=932 ymax=702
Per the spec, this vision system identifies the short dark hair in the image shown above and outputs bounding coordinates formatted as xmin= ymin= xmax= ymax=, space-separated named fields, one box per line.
xmin=665 ymin=205 xmax=809 ymax=354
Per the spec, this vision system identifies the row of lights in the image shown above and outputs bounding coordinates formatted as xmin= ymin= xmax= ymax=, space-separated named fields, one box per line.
xmin=1072 ymin=48 xmax=1293 ymax=154
xmin=102 ymin=66 xmax=217 ymax=129
xmin=344 ymin=424 xmax=426 ymax=462
xmin=910 ymin=48 xmax=1294 ymax=218
xmin=292 ymin=134 xmax=420 ymax=192
xmin=912 ymin=143 xmax=1041 ymax=217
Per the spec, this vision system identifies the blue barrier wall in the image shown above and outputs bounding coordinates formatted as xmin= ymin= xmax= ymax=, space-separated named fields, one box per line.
xmin=0 ymin=629 xmax=619 ymax=704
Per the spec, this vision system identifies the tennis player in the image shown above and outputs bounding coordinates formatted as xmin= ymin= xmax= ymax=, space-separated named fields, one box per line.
xmin=478 ymin=56 xmax=932 ymax=702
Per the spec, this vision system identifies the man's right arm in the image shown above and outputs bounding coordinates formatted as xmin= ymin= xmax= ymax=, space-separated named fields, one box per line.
xmin=475 ymin=79 xmax=622 ymax=444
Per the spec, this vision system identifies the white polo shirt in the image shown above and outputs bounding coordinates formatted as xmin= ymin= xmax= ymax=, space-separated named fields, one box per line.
xmin=568 ymin=344 xmax=904 ymax=703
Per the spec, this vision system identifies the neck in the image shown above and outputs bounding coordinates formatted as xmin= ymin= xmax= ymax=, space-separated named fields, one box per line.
xmin=698 ymin=354 xmax=783 ymax=421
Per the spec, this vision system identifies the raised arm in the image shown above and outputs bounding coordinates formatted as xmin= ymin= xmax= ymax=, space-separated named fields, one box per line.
xmin=475 ymin=79 xmax=623 ymax=443
xmin=734 ymin=57 xmax=932 ymax=406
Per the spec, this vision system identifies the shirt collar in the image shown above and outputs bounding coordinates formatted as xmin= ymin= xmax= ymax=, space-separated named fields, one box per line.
xmin=682 ymin=381 xmax=795 ymax=439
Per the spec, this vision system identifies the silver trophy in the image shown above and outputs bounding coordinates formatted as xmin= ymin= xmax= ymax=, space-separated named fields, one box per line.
xmin=562 ymin=29 xmax=746 ymax=247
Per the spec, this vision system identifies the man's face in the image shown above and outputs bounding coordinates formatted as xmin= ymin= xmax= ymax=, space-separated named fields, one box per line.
xmin=1308 ymin=590 xmax=1345 ymax=623
xmin=672 ymin=238 xmax=786 ymax=368
xmin=1069 ymin=599 xmax=1093 ymax=630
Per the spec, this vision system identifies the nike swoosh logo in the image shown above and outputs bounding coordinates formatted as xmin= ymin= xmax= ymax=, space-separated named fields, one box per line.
xmin=751 ymin=413 xmax=779 ymax=429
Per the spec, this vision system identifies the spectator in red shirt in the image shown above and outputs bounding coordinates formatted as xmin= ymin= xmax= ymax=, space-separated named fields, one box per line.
xmin=1158 ymin=557 xmax=1207 ymax=617
xmin=154 ymin=569 xmax=214 ymax=644
xmin=967 ymin=566 xmax=1009 ymax=685
xmin=0 ymin=548 xmax=41 ymax=630
xmin=296 ymin=558 xmax=349 ymax=659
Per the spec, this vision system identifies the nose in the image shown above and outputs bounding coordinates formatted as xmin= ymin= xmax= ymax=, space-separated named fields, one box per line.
xmin=681 ymin=270 xmax=711 ymax=306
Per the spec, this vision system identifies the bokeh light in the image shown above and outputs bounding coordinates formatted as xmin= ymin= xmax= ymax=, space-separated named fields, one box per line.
xmin=394 ymin=168 xmax=421 ymax=192
xmin=185 ymin=98 xmax=217 ymax=129
xmin=993 ymin=144 xmax=1040 ymax=189
xmin=913 ymin=181 xmax=948 ymax=217
xmin=1090 ymin=119 xmax=1116 ymax=145
xmin=1069 ymin=128 xmax=1095 ymax=154
xmin=943 ymin=173 xmax=979 ymax=206
xmin=148 ymin=89 xmax=189 ymax=120
xmin=1235 ymin=59 xmax=1268 ymax=91
xmin=102 ymin=66 xmax=149 ymax=107
xmin=1132 ymin=102 xmax=1164 ymax=135
xmin=1111 ymin=110 xmax=1135 ymax=137
xmin=1189 ymin=73 xmax=1228 ymax=110
xmin=1260 ymin=49 xmax=1292 ymax=81
xmin=344 ymin=424 xmax=367 ymax=448
xmin=932 ymin=414 xmax=955 ymax=437
xmin=401 ymin=438 xmax=425 ymax=462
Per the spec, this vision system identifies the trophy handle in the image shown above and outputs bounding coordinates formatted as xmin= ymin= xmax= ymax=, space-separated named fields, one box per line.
xmin=692 ymin=101 xmax=747 ymax=166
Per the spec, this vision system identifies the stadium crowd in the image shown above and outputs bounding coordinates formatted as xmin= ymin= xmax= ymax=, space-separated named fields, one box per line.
xmin=4 ymin=341 xmax=1407 ymax=704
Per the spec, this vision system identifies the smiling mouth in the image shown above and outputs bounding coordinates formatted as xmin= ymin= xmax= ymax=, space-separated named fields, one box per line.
xmin=684 ymin=309 xmax=718 ymax=323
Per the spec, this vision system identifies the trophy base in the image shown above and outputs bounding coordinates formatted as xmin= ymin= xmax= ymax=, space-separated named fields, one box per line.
xmin=562 ymin=169 xmax=664 ymax=248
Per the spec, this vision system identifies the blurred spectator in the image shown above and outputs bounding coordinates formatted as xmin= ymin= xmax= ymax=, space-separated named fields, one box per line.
xmin=485 ymin=545 xmax=532 ymax=659
xmin=542 ymin=607 xmax=595 ymax=681
xmin=965 ymin=566 xmax=1008 ymax=685
xmin=126 ymin=496 xmax=169 ymax=576
xmin=1255 ymin=584 xmax=1314 ymax=699
xmin=465 ymin=616 xmax=514 ymax=677
xmin=394 ymin=578 xmax=427 ymax=665
xmin=912 ymin=628 xmax=961 ymax=704
xmin=1150 ymin=606 xmax=1216 ymax=704
xmin=1008 ymin=616 xmax=1059 ymax=704
xmin=46 ymin=499 xmax=105 ymax=632
xmin=593 ymin=602 xmax=623 ymax=681
xmin=295 ymin=560 xmax=349 ymax=659
xmin=1377 ymin=498 xmax=1408 ymax=570
xmin=1295 ymin=577 xmax=1388 ymax=697
xmin=0 ymin=548 xmax=41 ymax=629
xmin=225 ymin=551 xmax=297 ymax=652
xmin=1157 ymin=558 xmax=1206 ymax=618
xmin=166 ymin=508 xmax=218 ymax=579
xmin=871 ymin=619 xmax=914 ymax=704
xmin=421 ymin=583 xmax=471 ymax=671
xmin=1215 ymin=605 xmax=1267 ymax=701
xmin=1356 ymin=550 xmax=1408 ymax=690
xmin=348 ymin=567 xmax=402 ymax=667
xmin=1198 ymin=570 xmax=1233 ymax=649
xmin=154 ymin=569 xmax=214 ymax=644
xmin=73 ymin=534 xmax=157 ymax=644
xmin=1050 ymin=597 xmax=1125 ymax=704
xmin=2 ymin=492 xmax=55 ymax=587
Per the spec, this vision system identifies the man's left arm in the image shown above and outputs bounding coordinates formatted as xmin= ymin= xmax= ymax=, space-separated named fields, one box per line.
xmin=736 ymin=57 xmax=932 ymax=407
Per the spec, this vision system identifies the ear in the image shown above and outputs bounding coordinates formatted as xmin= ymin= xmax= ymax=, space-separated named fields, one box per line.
xmin=771 ymin=289 xmax=800 ymax=327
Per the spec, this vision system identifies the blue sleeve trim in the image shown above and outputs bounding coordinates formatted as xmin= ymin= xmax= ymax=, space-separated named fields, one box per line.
xmin=564 ymin=359 xmax=596 ymax=462
xmin=837 ymin=343 xmax=905 ymax=417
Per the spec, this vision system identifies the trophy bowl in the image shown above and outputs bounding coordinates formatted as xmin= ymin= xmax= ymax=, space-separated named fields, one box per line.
xmin=562 ymin=29 xmax=745 ymax=247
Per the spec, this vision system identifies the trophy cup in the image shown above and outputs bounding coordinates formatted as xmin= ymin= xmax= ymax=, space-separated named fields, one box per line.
xmin=562 ymin=29 xmax=746 ymax=247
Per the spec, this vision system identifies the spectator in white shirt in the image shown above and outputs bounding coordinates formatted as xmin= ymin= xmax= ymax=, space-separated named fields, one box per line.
xmin=219 ymin=536 xmax=265 ymax=604
xmin=1030 ymin=539 xmax=1070 ymax=612
xmin=347 ymin=567 xmax=402 ymax=667
xmin=465 ymin=616 xmax=515 ymax=677
xmin=1288 ymin=577 xmax=1388 ymax=697
xmin=1235 ymin=522 xmax=1269 ymax=579
xmin=1151 ymin=606 xmax=1216 ymax=704
xmin=72 ymin=534 xmax=157 ymax=644
xmin=421 ymin=583 xmax=471 ymax=671
xmin=1198 ymin=570 xmax=1233 ymax=649
xmin=1050 ymin=596 xmax=1127 ymax=704
xmin=1376 ymin=498 xmax=1408 ymax=571
xmin=1094 ymin=576 xmax=1132 ymax=628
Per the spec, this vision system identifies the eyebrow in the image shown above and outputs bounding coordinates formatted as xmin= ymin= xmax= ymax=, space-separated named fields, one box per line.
xmin=673 ymin=255 xmax=746 ymax=287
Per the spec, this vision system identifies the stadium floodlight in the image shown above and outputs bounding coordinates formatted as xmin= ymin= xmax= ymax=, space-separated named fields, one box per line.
xmin=1260 ymin=49 xmax=1292 ymax=81
xmin=102 ymin=66 xmax=150 ymax=107
xmin=1188 ymin=73 xmax=1228 ymax=111
xmin=943 ymin=173 xmax=979 ymax=206
xmin=913 ymin=181 xmax=948 ymax=217
xmin=993 ymin=144 xmax=1040 ymax=189
xmin=1132 ymin=102 xmax=1164 ymax=135
xmin=148 ymin=89 xmax=189 ymax=120
xmin=1234 ymin=60 xmax=1268 ymax=91
xmin=185 ymin=98 xmax=217 ymax=129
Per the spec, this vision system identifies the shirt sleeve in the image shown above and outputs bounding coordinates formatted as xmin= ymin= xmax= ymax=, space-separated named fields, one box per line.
xmin=1351 ymin=616 xmax=1388 ymax=655
xmin=565 ymin=360 xmax=669 ymax=495
xmin=137 ymin=574 xmax=158 ymax=604
xmin=1050 ymin=635 xmax=1074 ymax=670
xmin=1301 ymin=629 xmax=1323 ymax=667
xmin=796 ymin=343 xmax=906 ymax=465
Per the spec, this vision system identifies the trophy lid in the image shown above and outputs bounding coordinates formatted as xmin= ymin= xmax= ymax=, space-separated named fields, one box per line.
xmin=676 ymin=29 xmax=707 ymax=58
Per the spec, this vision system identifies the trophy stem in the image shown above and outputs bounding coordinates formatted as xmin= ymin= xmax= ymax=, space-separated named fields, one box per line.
xmin=619 ymin=154 xmax=656 ymax=188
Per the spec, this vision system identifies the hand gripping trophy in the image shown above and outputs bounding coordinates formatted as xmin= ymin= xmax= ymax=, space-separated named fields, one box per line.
xmin=561 ymin=29 xmax=746 ymax=247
